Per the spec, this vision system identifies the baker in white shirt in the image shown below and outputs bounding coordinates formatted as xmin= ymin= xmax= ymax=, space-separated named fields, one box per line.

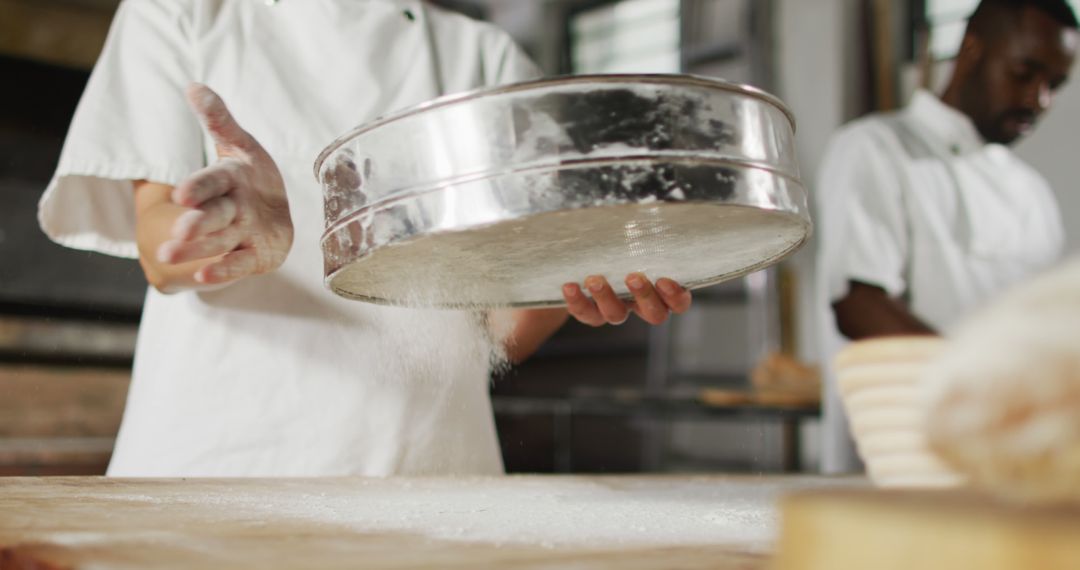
xmin=39 ymin=0 xmax=693 ymax=477
xmin=815 ymin=0 xmax=1078 ymax=472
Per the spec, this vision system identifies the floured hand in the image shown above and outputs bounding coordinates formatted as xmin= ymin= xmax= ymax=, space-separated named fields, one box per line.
xmin=156 ymin=83 xmax=293 ymax=285
xmin=924 ymin=258 xmax=1080 ymax=503
xmin=562 ymin=274 xmax=692 ymax=326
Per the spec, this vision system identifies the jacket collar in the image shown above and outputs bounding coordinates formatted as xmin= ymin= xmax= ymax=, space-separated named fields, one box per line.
xmin=905 ymin=89 xmax=987 ymax=156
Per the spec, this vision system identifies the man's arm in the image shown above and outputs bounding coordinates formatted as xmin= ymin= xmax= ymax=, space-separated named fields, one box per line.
xmin=503 ymin=307 xmax=570 ymax=364
xmin=134 ymin=180 xmax=222 ymax=293
xmin=832 ymin=280 xmax=935 ymax=340
xmin=132 ymin=83 xmax=293 ymax=294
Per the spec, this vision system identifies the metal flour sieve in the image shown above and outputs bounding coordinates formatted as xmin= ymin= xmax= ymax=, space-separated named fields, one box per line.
xmin=316 ymin=74 xmax=810 ymax=308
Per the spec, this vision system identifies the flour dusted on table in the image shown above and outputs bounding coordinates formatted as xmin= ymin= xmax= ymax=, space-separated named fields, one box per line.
xmin=52 ymin=477 xmax=849 ymax=551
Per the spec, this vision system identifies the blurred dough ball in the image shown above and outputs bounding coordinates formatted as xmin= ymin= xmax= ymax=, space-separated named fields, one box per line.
xmin=924 ymin=258 xmax=1080 ymax=503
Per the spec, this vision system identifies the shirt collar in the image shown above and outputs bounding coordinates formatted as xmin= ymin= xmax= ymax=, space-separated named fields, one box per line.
xmin=905 ymin=89 xmax=986 ymax=155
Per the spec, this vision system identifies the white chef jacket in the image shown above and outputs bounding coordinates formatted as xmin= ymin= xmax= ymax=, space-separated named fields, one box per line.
xmin=815 ymin=89 xmax=1064 ymax=472
xmin=38 ymin=0 xmax=541 ymax=476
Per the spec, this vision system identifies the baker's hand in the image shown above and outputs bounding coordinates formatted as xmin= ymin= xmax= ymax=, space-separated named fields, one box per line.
xmin=156 ymin=83 xmax=293 ymax=285
xmin=562 ymin=274 xmax=692 ymax=326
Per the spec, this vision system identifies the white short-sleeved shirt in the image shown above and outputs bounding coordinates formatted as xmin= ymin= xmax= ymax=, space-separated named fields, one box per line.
xmin=38 ymin=0 xmax=541 ymax=477
xmin=814 ymin=89 xmax=1064 ymax=471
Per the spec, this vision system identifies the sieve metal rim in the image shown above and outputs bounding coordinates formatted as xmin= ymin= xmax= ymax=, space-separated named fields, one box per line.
xmin=318 ymin=154 xmax=805 ymax=246
xmin=312 ymin=73 xmax=797 ymax=182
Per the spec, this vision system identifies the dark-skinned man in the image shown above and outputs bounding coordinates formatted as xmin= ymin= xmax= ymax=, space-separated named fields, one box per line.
xmin=815 ymin=0 xmax=1079 ymax=472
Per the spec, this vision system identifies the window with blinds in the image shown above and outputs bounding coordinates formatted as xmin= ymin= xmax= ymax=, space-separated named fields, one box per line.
xmin=569 ymin=0 xmax=682 ymax=74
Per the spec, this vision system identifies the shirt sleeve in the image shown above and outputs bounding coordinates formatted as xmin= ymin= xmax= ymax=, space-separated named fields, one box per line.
xmin=816 ymin=121 xmax=909 ymax=302
xmin=38 ymin=0 xmax=204 ymax=259
xmin=481 ymin=26 xmax=543 ymax=86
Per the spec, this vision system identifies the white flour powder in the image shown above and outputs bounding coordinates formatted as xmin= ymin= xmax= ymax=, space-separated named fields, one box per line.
xmin=42 ymin=477 xmax=852 ymax=551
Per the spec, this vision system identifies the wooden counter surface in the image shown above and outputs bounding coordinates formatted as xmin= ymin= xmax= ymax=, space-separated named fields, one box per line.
xmin=773 ymin=487 xmax=1080 ymax=570
xmin=0 ymin=475 xmax=850 ymax=569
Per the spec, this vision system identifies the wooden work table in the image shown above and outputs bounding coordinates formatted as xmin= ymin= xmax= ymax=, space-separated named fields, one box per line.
xmin=0 ymin=475 xmax=853 ymax=569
